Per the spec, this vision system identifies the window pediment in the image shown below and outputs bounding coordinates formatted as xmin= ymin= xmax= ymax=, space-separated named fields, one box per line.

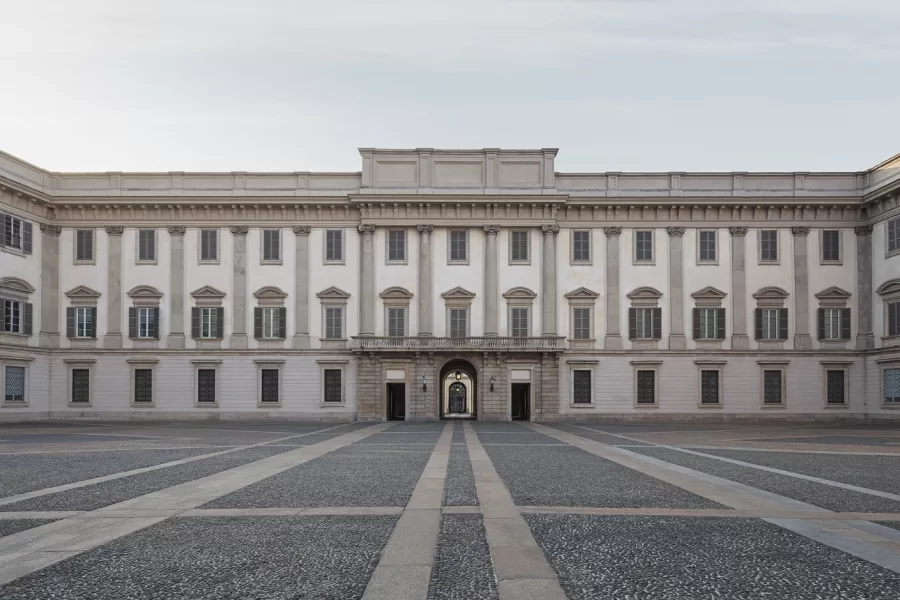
xmin=317 ymin=286 xmax=351 ymax=300
xmin=190 ymin=285 xmax=226 ymax=299
xmin=127 ymin=285 xmax=163 ymax=299
xmin=691 ymin=286 xmax=727 ymax=300
xmin=627 ymin=287 xmax=663 ymax=300
xmin=253 ymin=286 xmax=288 ymax=300
xmin=0 ymin=277 xmax=36 ymax=299
xmin=752 ymin=286 xmax=789 ymax=300
xmin=876 ymin=279 xmax=900 ymax=297
xmin=502 ymin=287 xmax=537 ymax=300
xmin=65 ymin=285 xmax=101 ymax=299
xmin=564 ymin=287 xmax=599 ymax=300
xmin=380 ymin=286 xmax=414 ymax=300
xmin=441 ymin=286 xmax=476 ymax=300
xmin=815 ymin=286 xmax=851 ymax=300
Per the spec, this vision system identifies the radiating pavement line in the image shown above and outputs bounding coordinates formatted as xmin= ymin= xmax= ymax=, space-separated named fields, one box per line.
xmin=529 ymin=422 xmax=900 ymax=574
xmin=362 ymin=423 xmax=452 ymax=600
xmin=0 ymin=423 xmax=393 ymax=586
xmin=0 ymin=422 xmax=354 ymax=507
xmin=465 ymin=422 xmax=567 ymax=600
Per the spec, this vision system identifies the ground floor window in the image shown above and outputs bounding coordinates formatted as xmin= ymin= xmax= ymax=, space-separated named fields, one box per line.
xmin=323 ymin=369 xmax=342 ymax=403
xmin=261 ymin=369 xmax=279 ymax=403
xmin=700 ymin=370 xmax=720 ymax=405
xmin=4 ymin=366 xmax=25 ymax=402
xmin=636 ymin=370 xmax=656 ymax=404
xmin=197 ymin=369 xmax=216 ymax=403
xmin=133 ymin=369 xmax=153 ymax=404
xmin=885 ymin=368 xmax=900 ymax=405
xmin=763 ymin=370 xmax=784 ymax=405
xmin=572 ymin=370 xmax=592 ymax=404
xmin=826 ymin=370 xmax=846 ymax=405
xmin=71 ymin=368 xmax=90 ymax=403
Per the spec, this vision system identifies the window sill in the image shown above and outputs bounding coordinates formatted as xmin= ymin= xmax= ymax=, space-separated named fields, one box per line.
xmin=696 ymin=260 xmax=719 ymax=266
xmin=881 ymin=335 xmax=900 ymax=347
xmin=631 ymin=340 xmax=660 ymax=351
xmin=195 ymin=402 xmax=219 ymax=408
xmin=567 ymin=339 xmax=596 ymax=350
xmin=261 ymin=260 xmax=283 ymax=266
xmin=320 ymin=339 xmax=348 ymax=349
xmin=758 ymin=260 xmax=780 ymax=266
xmin=634 ymin=403 xmax=658 ymax=409
xmin=570 ymin=260 xmax=592 ymax=266
xmin=633 ymin=260 xmax=655 ymax=266
xmin=135 ymin=260 xmax=158 ymax=266
xmin=257 ymin=339 xmax=286 ymax=349
xmin=131 ymin=402 xmax=155 ymax=408
xmin=73 ymin=260 xmax=96 ymax=266
xmin=386 ymin=260 xmax=408 ymax=266
xmin=258 ymin=402 xmax=282 ymax=408
xmin=569 ymin=403 xmax=595 ymax=409
xmin=0 ymin=332 xmax=29 ymax=345
xmin=69 ymin=339 xmax=98 ymax=349
xmin=698 ymin=403 xmax=723 ymax=409
xmin=198 ymin=260 xmax=220 ymax=265
xmin=447 ymin=260 xmax=470 ymax=266
xmin=508 ymin=260 xmax=531 ymax=266
xmin=885 ymin=248 xmax=900 ymax=259
xmin=824 ymin=404 xmax=848 ymax=409
xmin=323 ymin=260 xmax=346 ymax=266
xmin=2 ymin=401 xmax=28 ymax=408
xmin=0 ymin=245 xmax=26 ymax=258
xmin=820 ymin=260 xmax=843 ymax=266
xmin=761 ymin=403 xmax=786 ymax=409
xmin=320 ymin=402 xmax=346 ymax=408
xmin=880 ymin=404 xmax=900 ymax=410
xmin=68 ymin=402 xmax=92 ymax=407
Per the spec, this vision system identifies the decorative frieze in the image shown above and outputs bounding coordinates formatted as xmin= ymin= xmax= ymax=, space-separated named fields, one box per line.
xmin=791 ymin=226 xmax=810 ymax=236
xmin=729 ymin=227 xmax=748 ymax=236
xmin=667 ymin=227 xmax=686 ymax=237
xmin=167 ymin=226 xmax=186 ymax=236
xmin=105 ymin=226 xmax=124 ymax=236
xmin=604 ymin=227 xmax=622 ymax=236
xmin=292 ymin=225 xmax=311 ymax=236
xmin=39 ymin=224 xmax=61 ymax=236
xmin=230 ymin=226 xmax=249 ymax=235
xmin=855 ymin=225 xmax=873 ymax=236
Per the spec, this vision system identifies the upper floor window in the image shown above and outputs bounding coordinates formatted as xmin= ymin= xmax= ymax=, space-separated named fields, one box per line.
xmin=387 ymin=230 xmax=406 ymax=262
xmin=138 ymin=229 xmax=156 ymax=262
xmin=759 ymin=230 xmax=778 ymax=262
xmin=757 ymin=308 xmax=787 ymax=340
xmin=571 ymin=230 xmax=591 ymax=263
xmin=695 ymin=308 xmax=726 ymax=340
xmin=821 ymin=230 xmax=840 ymax=263
xmin=0 ymin=277 xmax=35 ymax=337
xmin=388 ymin=307 xmax=406 ymax=337
xmin=75 ymin=229 xmax=94 ymax=262
xmin=128 ymin=306 xmax=159 ymax=339
xmin=885 ymin=367 xmax=900 ymax=405
xmin=317 ymin=286 xmax=350 ymax=344
xmin=887 ymin=217 xmax=899 ymax=255
xmin=510 ymin=230 xmax=529 ymax=263
xmin=698 ymin=230 xmax=717 ymax=262
xmin=1 ymin=213 xmax=32 ymax=254
xmin=262 ymin=229 xmax=281 ymax=262
xmin=572 ymin=308 xmax=591 ymax=340
xmin=75 ymin=307 xmax=95 ymax=338
xmin=325 ymin=229 xmax=344 ymax=263
xmin=449 ymin=308 xmax=468 ymax=338
xmin=818 ymin=307 xmax=850 ymax=341
xmin=199 ymin=229 xmax=218 ymax=262
xmin=510 ymin=307 xmax=529 ymax=338
xmin=65 ymin=285 xmax=101 ymax=339
xmin=630 ymin=308 xmax=660 ymax=340
xmin=260 ymin=307 xmax=284 ymax=339
xmin=190 ymin=285 xmax=225 ymax=340
xmin=449 ymin=230 xmax=468 ymax=263
xmin=889 ymin=301 xmax=899 ymax=337
xmin=325 ymin=307 xmax=343 ymax=339
xmin=634 ymin=230 xmax=653 ymax=262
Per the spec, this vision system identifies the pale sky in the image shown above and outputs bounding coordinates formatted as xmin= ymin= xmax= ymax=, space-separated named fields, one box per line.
xmin=1 ymin=0 xmax=898 ymax=174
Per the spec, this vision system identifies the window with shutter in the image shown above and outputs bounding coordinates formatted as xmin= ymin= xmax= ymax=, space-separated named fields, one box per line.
xmin=323 ymin=369 xmax=342 ymax=403
xmin=826 ymin=370 xmax=845 ymax=405
xmin=887 ymin=218 xmax=899 ymax=254
xmin=325 ymin=230 xmax=343 ymax=262
xmin=889 ymin=302 xmax=900 ymax=337
xmin=822 ymin=308 xmax=842 ymax=340
xmin=885 ymin=368 xmax=900 ymax=405
xmin=134 ymin=369 xmax=153 ymax=403
xmin=197 ymin=369 xmax=216 ymax=403
xmin=2 ymin=214 xmax=24 ymax=251
xmin=71 ymin=369 xmax=90 ymax=403
xmin=200 ymin=307 xmax=218 ymax=339
xmin=700 ymin=370 xmax=720 ymax=404
xmin=387 ymin=230 xmax=406 ymax=262
xmin=261 ymin=369 xmax=279 ymax=403
xmin=698 ymin=308 xmax=719 ymax=339
xmin=449 ymin=309 xmax=468 ymax=338
xmin=760 ymin=309 xmax=780 ymax=340
xmin=636 ymin=371 xmax=656 ymax=404
xmin=572 ymin=231 xmax=590 ymax=262
xmin=4 ymin=366 xmax=26 ymax=402
xmin=510 ymin=231 xmax=529 ymax=262
xmin=388 ymin=307 xmax=405 ymax=337
xmin=510 ymin=307 xmax=529 ymax=338
xmin=2 ymin=300 xmax=22 ymax=333
xmin=75 ymin=307 xmax=94 ymax=338
xmin=449 ymin=230 xmax=468 ymax=262
xmin=763 ymin=370 xmax=783 ymax=404
xmin=261 ymin=307 xmax=280 ymax=339
xmin=572 ymin=370 xmax=592 ymax=404
xmin=137 ymin=307 xmax=156 ymax=338
xmin=633 ymin=308 xmax=654 ymax=339
xmin=822 ymin=230 xmax=840 ymax=262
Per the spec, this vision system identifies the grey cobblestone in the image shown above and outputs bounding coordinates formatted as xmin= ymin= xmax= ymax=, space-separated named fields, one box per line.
xmin=427 ymin=514 xmax=498 ymax=600
xmin=443 ymin=446 xmax=478 ymax=506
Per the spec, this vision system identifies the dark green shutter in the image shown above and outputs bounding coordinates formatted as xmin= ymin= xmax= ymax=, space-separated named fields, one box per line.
xmin=778 ymin=308 xmax=788 ymax=340
xmin=129 ymin=307 xmax=137 ymax=339
xmin=692 ymin=308 xmax=701 ymax=339
xmin=22 ymin=221 xmax=32 ymax=254
xmin=754 ymin=309 xmax=763 ymax=340
xmin=254 ymin=308 xmax=263 ymax=339
xmin=628 ymin=308 xmax=637 ymax=340
xmin=0 ymin=212 xmax=6 ymax=247
xmin=716 ymin=308 xmax=726 ymax=339
xmin=66 ymin=307 xmax=75 ymax=339
xmin=817 ymin=308 xmax=825 ymax=341
xmin=89 ymin=307 xmax=97 ymax=338
xmin=278 ymin=307 xmax=287 ymax=338
xmin=841 ymin=308 xmax=851 ymax=340
xmin=23 ymin=302 xmax=32 ymax=336
xmin=152 ymin=307 xmax=160 ymax=338
xmin=652 ymin=308 xmax=662 ymax=339
xmin=191 ymin=307 xmax=200 ymax=339
xmin=215 ymin=307 xmax=224 ymax=338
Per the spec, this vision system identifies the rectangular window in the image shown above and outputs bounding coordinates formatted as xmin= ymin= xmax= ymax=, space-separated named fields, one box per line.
xmin=387 ymin=307 xmax=405 ymax=337
xmin=888 ymin=218 xmax=899 ymax=254
xmin=200 ymin=307 xmax=218 ymax=339
xmin=325 ymin=229 xmax=343 ymax=262
xmin=449 ymin=308 xmax=468 ymax=338
xmin=763 ymin=370 xmax=783 ymax=404
xmin=388 ymin=230 xmax=406 ymax=262
xmin=71 ymin=368 xmax=90 ymax=403
xmin=262 ymin=307 xmax=280 ymax=339
xmin=323 ymin=369 xmax=342 ymax=403
xmin=134 ymin=369 xmax=153 ymax=403
xmin=75 ymin=307 xmax=93 ymax=338
xmin=885 ymin=368 xmax=900 ymax=405
xmin=3 ymin=299 xmax=21 ymax=334
xmin=700 ymin=370 xmax=720 ymax=405
xmin=261 ymin=369 xmax=279 ymax=404
xmin=633 ymin=308 xmax=655 ymax=339
xmin=449 ymin=230 xmax=467 ymax=262
xmin=3 ymin=214 xmax=23 ymax=250
xmin=325 ymin=307 xmax=343 ymax=339
xmin=4 ymin=366 xmax=25 ymax=402
xmin=572 ymin=307 xmax=591 ymax=340
xmin=760 ymin=230 xmax=778 ymax=262
xmin=636 ymin=370 xmax=656 ymax=404
xmin=822 ymin=308 xmax=842 ymax=340
xmin=889 ymin=302 xmax=899 ymax=337
xmin=262 ymin=229 xmax=280 ymax=262
xmin=635 ymin=230 xmax=653 ymax=262
xmin=572 ymin=370 xmax=592 ymax=404
xmin=510 ymin=307 xmax=529 ymax=338
xmin=760 ymin=308 xmax=780 ymax=340
xmin=200 ymin=229 xmax=218 ymax=262
xmin=75 ymin=229 xmax=94 ymax=262
xmin=699 ymin=230 xmax=717 ymax=262
xmin=138 ymin=229 xmax=156 ymax=262
xmin=197 ymin=369 xmax=216 ymax=403
xmin=572 ymin=230 xmax=590 ymax=263
xmin=700 ymin=308 xmax=718 ymax=340
xmin=826 ymin=370 xmax=845 ymax=405
xmin=137 ymin=307 xmax=155 ymax=339
xmin=510 ymin=231 xmax=529 ymax=262
xmin=822 ymin=230 xmax=840 ymax=262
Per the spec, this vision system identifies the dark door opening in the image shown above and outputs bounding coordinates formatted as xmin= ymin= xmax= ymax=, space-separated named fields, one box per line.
xmin=511 ymin=383 xmax=530 ymax=421
xmin=387 ymin=383 xmax=406 ymax=421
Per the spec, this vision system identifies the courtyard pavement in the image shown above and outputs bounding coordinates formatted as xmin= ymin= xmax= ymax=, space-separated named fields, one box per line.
xmin=1 ymin=420 xmax=900 ymax=598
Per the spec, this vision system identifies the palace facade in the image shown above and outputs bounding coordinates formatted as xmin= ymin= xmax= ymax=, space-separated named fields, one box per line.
xmin=1 ymin=147 xmax=899 ymax=422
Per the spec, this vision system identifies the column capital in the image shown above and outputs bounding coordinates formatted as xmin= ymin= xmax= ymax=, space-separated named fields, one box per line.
xmin=791 ymin=226 xmax=810 ymax=236
xmin=603 ymin=226 xmax=622 ymax=236
xmin=39 ymin=224 xmax=61 ymax=236
xmin=666 ymin=226 xmax=686 ymax=237
xmin=854 ymin=225 xmax=873 ymax=236
xmin=292 ymin=225 xmax=311 ymax=236
xmin=484 ymin=224 xmax=501 ymax=235
xmin=105 ymin=226 xmax=124 ymax=236
xmin=230 ymin=226 xmax=249 ymax=236
xmin=358 ymin=224 xmax=376 ymax=235
xmin=541 ymin=224 xmax=560 ymax=235
xmin=416 ymin=224 xmax=434 ymax=234
xmin=729 ymin=226 xmax=748 ymax=237
xmin=167 ymin=226 xmax=186 ymax=236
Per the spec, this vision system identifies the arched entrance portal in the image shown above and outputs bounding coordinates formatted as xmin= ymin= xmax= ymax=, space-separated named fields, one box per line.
xmin=440 ymin=359 xmax=477 ymax=420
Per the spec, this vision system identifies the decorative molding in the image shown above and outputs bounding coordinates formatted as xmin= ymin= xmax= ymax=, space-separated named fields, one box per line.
xmin=441 ymin=286 xmax=476 ymax=299
xmin=667 ymin=226 xmax=686 ymax=236
xmin=791 ymin=226 xmax=810 ymax=236
xmin=541 ymin=224 xmax=560 ymax=235
xmin=105 ymin=226 xmax=124 ymax=236
xmin=691 ymin=286 xmax=727 ymax=299
xmin=729 ymin=227 xmax=748 ymax=236
xmin=292 ymin=225 xmax=311 ymax=236
xmin=65 ymin=285 xmax=102 ymax=298
xmin=627 ymin=286 xmax=663 ymax=299
xmin=604 ymin=226 xmax=622 ymax=236
xmin=39 ymin=224 xmax=61 ymax=236
xmin=358 ymin=224 xmax=376 ymax=234
xmin=484 ymin=224 xmax=501 ymax=235
xmin=814 ymin=286 xmax=852 ymax=300
xmin=167 ymin=226 xmax=186 ymax=236
xmin=127 ymin=285 xmax=164 ymax=299
xmin=854 ymin=225 xmax=873 ymax=236
xmin=752 ymin=286 xmax=790 ymax=300
xmin=230 ymin=226 xmax=249 ymax=235
xmin=564 ymin=287 xmax=600 ymax=299
xmin=379 ymin=286 xmax=414 ymax=299
xmin=190 ymin=285 xmax=226 ymax=299
xmin=876 ymin=278 xmax=900 ymax=296
xmin=0 ymin=277 xmax=36 ymax=295
xmin=416 ymin=224 xmax=434 ymax=233
xmin=253 ymin=286 xmax=288 ymax=300
xmin=502 ymin=286 xmax=538 ymax=299
xmin=316 ymin=286 xmax=351 ymax=299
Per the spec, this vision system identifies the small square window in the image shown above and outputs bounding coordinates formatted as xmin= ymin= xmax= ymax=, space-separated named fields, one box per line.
xmin=325 ymin=229 xmax=344 ymax=262
xmin=75 ymin=229 xmax=94 ymax=262
xmin=636 ymin=370 xmax=656 ymax=405
xmin=698 ymin=230 xmax=717 ymax=262
xmin=134 ymin=368 xmax=153 ymax=403
xmin=510 ymin=231 xmax=529 ymax=263
xmin=4 ymin=365 xmax=26 ymax=402
xmin=449 ymin=230 xmax=468 ymax=263
xmin=323 ymin=369 xmax=342 ymax=403
xmin=262 ymin=229 xmax=281 ymax=262
xmin=572 ymin=370 xmax=592 ymax=404
xmin=200 ymin=229 xmax=218 ymax=262
xmin=760 ymin=230 xmax=778 ymax=262
xmin=763 ymin=370 xmax=783 ymax=404
xmin=197 ymin=368 xmax=216 ymax=403
xmin=822 ymin=230 xmax=840 ymax=262
xmin=388 ymin=230 xmax=406 ymax=262
xmin=138 ymin=229 xmax=156 ymax=262
xmin=572 ymin=230 xmax=591 ymax=263
xmin=635 ymin=230 xmax=653 ymax=262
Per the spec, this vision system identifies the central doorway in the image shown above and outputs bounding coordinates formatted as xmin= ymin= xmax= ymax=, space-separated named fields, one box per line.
xmin=440 ymin=359 xmax=477 ymax=420
xmin=511 ymin=383 xmax=530 ymax=420
xmin=387 ymin=383 xmax=406 ymax=421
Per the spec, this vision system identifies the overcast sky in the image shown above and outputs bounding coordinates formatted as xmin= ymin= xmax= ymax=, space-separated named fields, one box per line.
xmin=2 ymin=0 xmax=898 ymax=174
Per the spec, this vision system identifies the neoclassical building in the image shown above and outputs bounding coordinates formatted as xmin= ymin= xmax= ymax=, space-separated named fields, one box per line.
xmin=1 ymin=147 xmax=899 ymax=422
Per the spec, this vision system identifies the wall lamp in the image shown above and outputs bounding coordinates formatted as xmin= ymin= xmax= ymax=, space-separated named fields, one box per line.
xmin=421 ymin=375 xmax=427 ymax=392
xmin=490 ymin=376 xmax=496 ymax=392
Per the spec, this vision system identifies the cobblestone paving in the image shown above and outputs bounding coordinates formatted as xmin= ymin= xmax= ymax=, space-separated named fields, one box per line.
xmin=477 ymin=432 xmax=562 ymax=445
xmin=0 ymin=446 xmax=297 ymax=512
xmin=875 ymin=521 xmax=900 ymax=532
xmin=0 ymin=516 xmax=398 ymax=600
xmin=443 ymin=445 xmax=478 ymax=506
xmin=546 ymin=424 xmax=654 ymax=446
xmin=0 ymin=520 xmax=55 ymax=539
xmin=352 ymin=432 xmax=442 ymax=444
xmin=427 ymin=514 xmax=498 ymax=600
xmin=485 ymin=445 xmax=721 ymax=508
xmin=631 ymin=447 xmax=900 ymax=513
xmin=524 ymin=514 xmax=900 ymax=600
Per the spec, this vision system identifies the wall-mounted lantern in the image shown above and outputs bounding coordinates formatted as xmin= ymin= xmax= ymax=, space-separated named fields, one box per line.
xmin=490 ymin=375 xmax=496 ymax=392
xmin=421 ymin=375 xmax=427 ymax=392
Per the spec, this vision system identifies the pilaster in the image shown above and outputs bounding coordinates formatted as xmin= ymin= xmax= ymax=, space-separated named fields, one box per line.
xmin=38 ymin=224 xmax=61 ymax=348
xmin=604 ymin=227 xmax=622 ymax=349
xmin=230 ymin=226 xmax=249 ymax=349
xmin=792 ymin=226 xmax=812 ymax=350
xmin=166 ymin=226 xmax=186 ymax=348
xmin=103 ymin=226 xmax=124 ymax=348
xmin=484 ymin=225 xmax=500 ymax=336
xmin=541 ymin=224 xmax=559 ymax=336
xmin=293 ymin=226 xmax=311 ymax=349
xmin=855 ymin=225 xmax=874 ymax=350
xmin=359 ymin=224 xmax=376 ymax=336
xmin=417 ymin=225 xmax=434 ymax=336
xmin=667 ymin=227 xmax=686 ymax=349
xmin=730 ymin=227 xmax=749 ymax=350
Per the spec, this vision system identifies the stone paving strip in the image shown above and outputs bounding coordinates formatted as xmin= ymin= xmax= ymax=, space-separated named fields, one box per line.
xmin=361 ymin=423 xmax=452 ymax=600
xmin=530 ymin=423 xmax=900 ymax=574
xmin=0 ymin=422 xmax=354 ymax=507
xmin=0 ymin=423 xmax=393 ymax=586
xmin=464 ymin=422 xmax=566 ymax=600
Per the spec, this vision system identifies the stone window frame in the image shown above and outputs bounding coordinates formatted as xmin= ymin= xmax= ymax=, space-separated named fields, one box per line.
xmin=503 ymin=287 xmax=536 ymax=338
xmin=73 ymin=228 xmax=95 ymax=265
xmin=136 ymin=228 xmax=158 ymax=264
xmin=1 ymin=354 xmax=33 ymax=406
xmin=385 ymin=229 xmax=408 ymax=265
xmin=0 ymin=277 xmax=35 ymax=342
xmin=565 ymin=287 xmax=599 ymax=350
xmin=633 ymin=229 xmax=655 ymax=265
xmin=191 ymin=359 xmax=221 ymax=407
xmin=508 ymin=229 xmax=531 ymax=265
xmin=631 ymin=359 xmax=661 ymax=408
xmin=317 ymin=286 xmax=350 ymax=348
xmin=447 ymin=229 xmax=469 ymax=265
xmin=65 ymin=357 xmax=96 ymax=406
xmin=570 ymin=229 xmax=592 ymax=265
xmin=820 ymin=229 xmax=842 ymax=265
xmin=627 ymin=286 xmax=663 ymax=349
xmin=758 ymin=229 xmax=780 ymax=264
xmin=695 ymin=359 xmax=725 ymax=409
xmin=255 ymin=359 xmax=285 ymax=407
xmin=127 ymin=285 xmax=163 ymax=348
xmin=0 ymin=211 xmax=33 ymax=256
xmin=65 ymin=285 xmax=101 ymax=348
xmin=691 ymin=286 xmax=727 ymax=349
xmin=323 ymin=228 xmax=345 ymax=264
xmin=260 ymin=228 xmax=283 ymax=265
xmin=318 ymin=359 xmax=348 ymax=407
xmin=442 ymin=286 xmax=475 ymax=338
xmin=198 ymin=228 xmax=220 ymax=264
xmin=567 ymin=359 xmax=598 ymax=408
xmin=127 ymin=357 xmax=158 ymax=407
xmin=815 ymin=286 xmax=852 ymax=348
xmin=253 ymin=286 xmax=288 ymax=346
xmin=380 ymin=286 xmax=413 ymax=338
xmin=190 ymin=285 xmax=226 ymax=348
xmin=758 ymin=359 xmax=789 ymax=409
xmin=876 ymin=278 xmax=900 ymax=346
xmin=877 ymin=356 xmax=900 ymax=408
xmin=697 ymin=229 xmax=719 ymax=265
xmin=886 ymin=216 xmax=899 ymax=258
xmin=820 ymin=360 xmax=851 ymax=409
xmin=753 ymin=286 xmax=789 ymax=348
